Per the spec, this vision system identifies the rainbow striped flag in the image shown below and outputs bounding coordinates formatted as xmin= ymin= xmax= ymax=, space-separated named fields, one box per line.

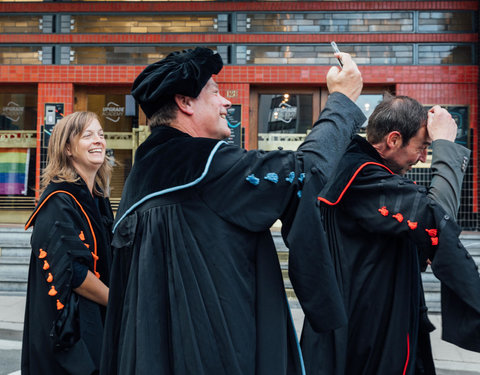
xmin=0 ymin=148 xmax=29 ymax=195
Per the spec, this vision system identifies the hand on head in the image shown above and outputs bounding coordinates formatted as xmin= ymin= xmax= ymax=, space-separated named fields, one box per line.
xmin=427 ymin=105 xmax=457 ymax=142
xmin=326 ymin=52 xmax=363 ymax=102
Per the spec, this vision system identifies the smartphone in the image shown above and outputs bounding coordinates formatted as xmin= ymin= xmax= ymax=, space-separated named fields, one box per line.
xmin=330 ymin=41 xmax=343 ymax=68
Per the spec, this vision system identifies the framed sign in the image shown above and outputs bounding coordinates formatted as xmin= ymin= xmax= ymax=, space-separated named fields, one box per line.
xmin=226 ymin=104 xmax=242 ymax=147
xmin=43 ymin=103 xmax=64 ymax=148
xmin=446 ymin=106 xmax=469 ymax=147
xmin=424 ymin=105 xmax=469 ymax=147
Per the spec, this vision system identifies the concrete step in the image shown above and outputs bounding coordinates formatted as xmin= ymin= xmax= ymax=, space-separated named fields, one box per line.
xmin=278 ymin=252 xmax=288 ymax=264
xmin=0 ymin=227 xmax=31 ymax=293
xmin=273 ymin=232 xmax=293 ymax=292
xmin=425 ymin=302 xmax=441 ymax=313
xmin=0 ymin=257 xmax=30 ymax=275
xmin=0 ymin=290 xmax=27 ymax=297
xmin=272 ymin=231 xmax=288 ymax=251
xmin=460 ymin=233 xmax=480 ymax=255
xmin=0 ymin=276 xmax=27 ymax=293
xmin=0 ymin=235 xmax=30 ymax=244
xmin=0 ymin=227 xmax=31 ymax=244
xmin=0 ymin=246 xmax=31 ymax=258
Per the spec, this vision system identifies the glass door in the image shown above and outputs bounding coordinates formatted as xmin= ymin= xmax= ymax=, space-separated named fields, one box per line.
xmin=250 ymin=86 xmax=321 ymax=150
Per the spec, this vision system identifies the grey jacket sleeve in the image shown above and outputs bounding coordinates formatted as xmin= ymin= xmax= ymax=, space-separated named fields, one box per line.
xmin=428 ymin=139 xmax=471 ymax=218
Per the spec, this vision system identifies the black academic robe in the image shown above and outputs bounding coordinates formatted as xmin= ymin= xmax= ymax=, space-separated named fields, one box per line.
xmin=22 ymin=180 xmax=113 ymax=375
xmin=100 ymin=92 xmax=366 ymax=375
xmin=298 ymin=135 xmax=480 ymax=375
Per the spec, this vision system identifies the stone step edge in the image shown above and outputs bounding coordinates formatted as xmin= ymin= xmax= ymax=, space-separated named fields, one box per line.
xmin=0 ymin=243 xmax=31 ymax=248
xmin=0 ymin=278 xmax=28 ymax=283
xmin=0 ymin=257 xmax=30 ymax=264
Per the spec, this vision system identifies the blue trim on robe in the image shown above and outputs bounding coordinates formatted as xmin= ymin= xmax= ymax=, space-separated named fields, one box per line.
xmin=286 ymin=293 xmax=306 ymax=375
xmin=113 ymin=140 xmax=227 ymax=233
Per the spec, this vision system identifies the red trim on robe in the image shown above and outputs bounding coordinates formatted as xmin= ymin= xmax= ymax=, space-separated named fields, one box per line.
xmin=402 ymin=334 xmax=410 ymax=375
xmin=318 ymin=162 xmax=394 ymax=206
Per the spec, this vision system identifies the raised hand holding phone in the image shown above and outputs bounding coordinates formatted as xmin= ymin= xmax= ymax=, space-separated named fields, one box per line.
xmin=326 ymin=49 xmax=363 ymax=102
xmin=331 ymin=41 xmax=343 ymax=67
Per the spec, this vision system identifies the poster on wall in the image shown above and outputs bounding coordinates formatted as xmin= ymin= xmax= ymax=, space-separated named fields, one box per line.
xmin=0 ymin=101 xmax=23 ymax=130
xmin=447 ymin=106 xmax=469 ymax=147
xmin=103 ymin=100 xmax=125 ymax=123
xmin=226 ymin=104 xmax=242 ymax=147
xmin=0 ymin=148 xmax=29 ymax=195
xmin=43 ymin=103 xmax=65 ymax=148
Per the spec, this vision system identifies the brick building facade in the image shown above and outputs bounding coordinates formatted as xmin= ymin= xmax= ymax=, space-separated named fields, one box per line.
xmin=0 ymin=1 xmax=478 ymax=228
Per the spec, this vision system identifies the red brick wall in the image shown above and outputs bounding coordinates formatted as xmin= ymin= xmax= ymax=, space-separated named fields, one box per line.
xmin=0 ymin=1 xmax=477 ymax=13
xmin=0 ymin=0 xmax=477 ymax=208
xmin=1 ymin=33 xmax=477 ymax=45
xmin=1 ymin=65 xmax=475 ymax=199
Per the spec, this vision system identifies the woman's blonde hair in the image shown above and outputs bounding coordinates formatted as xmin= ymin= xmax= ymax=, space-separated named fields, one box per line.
xmin=40 ymin=111 xmax=112 ymax=197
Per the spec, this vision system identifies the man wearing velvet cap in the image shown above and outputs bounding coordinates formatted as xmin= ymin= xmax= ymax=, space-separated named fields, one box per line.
xmin=101 ymin=47 xmax=365 ymax=374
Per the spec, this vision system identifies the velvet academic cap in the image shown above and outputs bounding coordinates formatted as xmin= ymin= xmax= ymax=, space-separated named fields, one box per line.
xmin=131 ymin=47 xmax=223 ymax=118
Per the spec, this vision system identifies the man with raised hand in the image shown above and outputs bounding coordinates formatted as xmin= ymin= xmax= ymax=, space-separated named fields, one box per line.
xmin=101 ymin=47 xmax=365 ymax=375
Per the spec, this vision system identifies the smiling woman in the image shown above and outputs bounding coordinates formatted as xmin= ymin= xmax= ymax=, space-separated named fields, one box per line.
xmin=66 ymin=118 xmax=107 ymax=193
xmin=41 ymin=112 xmax=112 ymax=198
xmin=22 ymin=111 xmax=114 ymax=375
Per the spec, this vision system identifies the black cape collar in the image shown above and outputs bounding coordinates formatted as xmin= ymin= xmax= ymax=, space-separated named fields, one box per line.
xmin=25 ymin=180 xmax=104 ymax=233
xmin=114 ymin=126 xmax=223 ymax=228
xmin=347 ymin=134 xmax=385 ymax=164
xmin=319 ymin=135 xmax=394 ymax=204
xmin=134 ymin=125 xmax=190 ymax=161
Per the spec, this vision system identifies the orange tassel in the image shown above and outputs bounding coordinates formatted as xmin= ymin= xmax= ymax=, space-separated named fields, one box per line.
xmin=91 ymin=252 xmax=99 ymax=261
xmin=84 ymin=243 xmax=90 ymax=249
xmin=43 ymin=260 xmax=50 ymax=270
xmin=56 ymin=299 xmax=64 ymax=310
xmin=48 ymin=286 xmax=58 ymax=296
xmin=378 ymin=206 xmax=389 ymax=216
xmin=94 ymin=271 xmax=100 ymax=279
xmin=392 ymin=213 xmax=404 ymax=223
xmin=407 ymin=220 xmax=418 ymax=230
xmin=39 ymin=248 xmax=47 ymax=259
xmin=431 ymin=237 xmax=439 ymax=246
xmin=46 ymin=273 xmax=53 ymax=283
xmin=79 ymin=231 xmax=85 ymax=241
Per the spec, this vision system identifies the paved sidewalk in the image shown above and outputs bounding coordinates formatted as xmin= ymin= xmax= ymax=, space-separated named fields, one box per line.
xmin=1 ymin=294 xmax=479 ymax=374
xmin=0 ymin=295 xmax=23 ymax=342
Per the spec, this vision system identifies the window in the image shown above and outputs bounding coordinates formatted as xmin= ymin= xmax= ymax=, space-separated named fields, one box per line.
xmin=251 ymin=88 xmax=320 ymax=151
xmin=355 ymin=94 xmax=384 ymax=130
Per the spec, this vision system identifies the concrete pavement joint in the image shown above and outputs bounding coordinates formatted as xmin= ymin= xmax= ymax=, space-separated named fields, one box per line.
xmin=0 ymin=339 xmax=21 ymax=350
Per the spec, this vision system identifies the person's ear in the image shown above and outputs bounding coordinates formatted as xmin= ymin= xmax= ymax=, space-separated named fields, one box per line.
xmin=66 ymin=143 xmax=72 ymax=157
xmin=386 ymin=131 xmax=403 ymax=149
xmin=174 ymin=94 xmax=194 ymax=115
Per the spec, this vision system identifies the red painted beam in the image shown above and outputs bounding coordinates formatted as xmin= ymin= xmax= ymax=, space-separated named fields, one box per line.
xmin=0 ymin=33 xmax=477 ymax=44
xmin=0 ymin=1 xmax=477 ymax=13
